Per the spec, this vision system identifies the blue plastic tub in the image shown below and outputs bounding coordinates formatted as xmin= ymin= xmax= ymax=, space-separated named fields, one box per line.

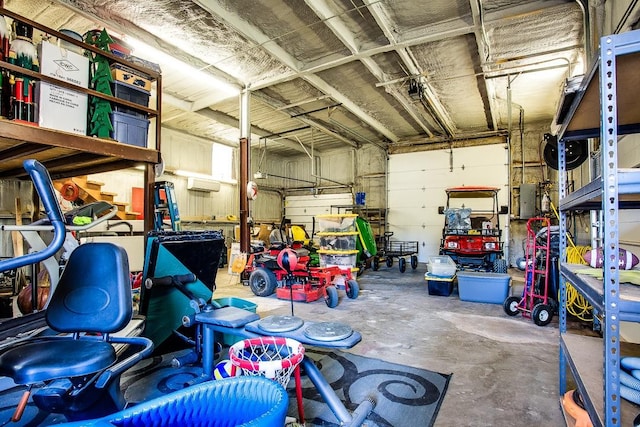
xmin=457 ymin=271 xmax=511 ymax=304
xmin=110 ymin=111 xmax=149 ymax=147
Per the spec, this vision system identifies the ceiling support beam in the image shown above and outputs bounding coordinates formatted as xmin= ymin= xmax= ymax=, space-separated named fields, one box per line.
xmin=251 ymin=17 xmax=474 ymax=91
xmin=249 ymin=1 xmax=575 ymax=91
xmin=305 ymin=0 xmax=434 ymax=137
xmin=469 ymin=0 xmax=499 ymax=132
xmin=364 ymin=0 xmax=456 ymax=137
xmin=194 ymin=0 xmax=398 ymax=144
xmin=275 ymin=95 xmax=331 ymax=111
xmin=252 ymin=91 xmax=359 ymax=148
xmin=389 ymin=133 xmax=507 ymax=154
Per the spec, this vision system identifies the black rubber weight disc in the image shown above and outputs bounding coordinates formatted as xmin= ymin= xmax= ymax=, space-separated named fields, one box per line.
xmin=304 ymin=322 xmax=353 ymax=342
xmin=258 ymin=315 xmax=304 ymax=333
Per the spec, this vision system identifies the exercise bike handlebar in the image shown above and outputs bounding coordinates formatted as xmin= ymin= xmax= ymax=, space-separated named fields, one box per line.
xmin=1 ymin=204 xmax=119 ymax=233
xmin=0 ymin=160 xmax=66 ymax=273
xmin=144 ymin=274 xmax=197 ymax=289
xmin=66 ymin=205 xmax=119 ymax=231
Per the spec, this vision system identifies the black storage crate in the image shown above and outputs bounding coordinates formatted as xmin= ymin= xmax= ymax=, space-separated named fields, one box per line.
xmin=426 ymin=274 xmax=455 ymax=296
xmin=112 ymin=81 xmax=150 ymax=118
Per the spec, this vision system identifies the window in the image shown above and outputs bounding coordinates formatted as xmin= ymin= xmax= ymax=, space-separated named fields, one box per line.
xmin=211 ymin=143 xmax=235 ymax=183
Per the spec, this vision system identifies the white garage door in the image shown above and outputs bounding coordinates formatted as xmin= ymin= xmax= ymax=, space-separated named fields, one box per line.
xmin=387 ymin=144 xmax=509 ymax=263
xmin=284 ymin=193 xmax=353 ymax=234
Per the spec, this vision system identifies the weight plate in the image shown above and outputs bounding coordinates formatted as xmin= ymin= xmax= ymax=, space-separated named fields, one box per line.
xmin=304 ymin=321 xmax=353 ymax=342
xmin=257 ymin=315 xmax=304 ymax=333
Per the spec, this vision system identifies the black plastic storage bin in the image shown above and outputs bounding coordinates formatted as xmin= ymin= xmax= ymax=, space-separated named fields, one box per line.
xmin=110 ymin=111 xmax=150 ymax=147
xmin=112 ymin=80 xmax=150 ymax=118
xmin=426 ymin=274 xmax=455 ymax=296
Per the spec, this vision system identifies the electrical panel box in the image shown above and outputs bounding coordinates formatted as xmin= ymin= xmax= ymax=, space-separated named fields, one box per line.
xmin=519 ymin=183 xmax=536 ymax=219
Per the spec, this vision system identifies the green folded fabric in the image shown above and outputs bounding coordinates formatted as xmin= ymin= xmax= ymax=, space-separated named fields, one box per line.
xmin=72 ymin=216 xmax=92 ymax=225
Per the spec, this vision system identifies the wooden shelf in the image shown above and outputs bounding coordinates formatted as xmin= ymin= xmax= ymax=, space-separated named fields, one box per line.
xmin=561 ymin=333 xmax=640 ymax=427
xmin=0 ymin=120 xmax=160 ymax=179
xmin=560 ymin=46 xmax=640 ymax=140
xmin=0 ymin=4 xmax=163 ymax=231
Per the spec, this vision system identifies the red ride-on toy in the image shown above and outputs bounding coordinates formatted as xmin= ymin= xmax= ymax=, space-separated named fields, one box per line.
xmin=242 ymin=243 xmax=359 ymax=308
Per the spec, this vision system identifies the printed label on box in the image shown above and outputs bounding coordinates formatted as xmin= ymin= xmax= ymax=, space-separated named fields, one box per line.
xmin=38 ymin=41 xmax=89 ymax=88
xmin=36 ymin=82 xmax=87 ymax=135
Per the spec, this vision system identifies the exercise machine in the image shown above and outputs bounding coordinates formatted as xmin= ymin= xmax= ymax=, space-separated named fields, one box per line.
xmin=0 ymin=160 xmax=153 ymax=422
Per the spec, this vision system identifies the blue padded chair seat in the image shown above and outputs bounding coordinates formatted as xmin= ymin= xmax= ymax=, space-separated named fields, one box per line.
xmin=0 ymin=338 xmax=116 ymax=384
xmin=59 ymin=376 xmax=289 ymax=427
xmin=195 ymin=306 xmax=260 ymax=328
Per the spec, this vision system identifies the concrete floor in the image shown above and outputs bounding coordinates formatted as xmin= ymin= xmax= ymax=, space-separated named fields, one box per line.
xmin=213 ymin=264 xmax=566 ymax=427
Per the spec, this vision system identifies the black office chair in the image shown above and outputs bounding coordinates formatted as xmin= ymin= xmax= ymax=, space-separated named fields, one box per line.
xmin=0 ymin=160 xmax=153 ymax=422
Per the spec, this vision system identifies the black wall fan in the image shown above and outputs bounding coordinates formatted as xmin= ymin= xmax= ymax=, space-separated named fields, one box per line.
xmin=542 ymin=133 xmax=588 ymax=171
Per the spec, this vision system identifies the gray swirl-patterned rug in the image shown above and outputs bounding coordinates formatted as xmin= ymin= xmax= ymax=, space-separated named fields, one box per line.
xmin=294 ymin=349 xmax=450 ymax=427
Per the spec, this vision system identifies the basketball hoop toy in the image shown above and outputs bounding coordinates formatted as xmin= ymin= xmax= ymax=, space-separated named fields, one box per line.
xmin=229 ymin=336 xmax=306 ymax=423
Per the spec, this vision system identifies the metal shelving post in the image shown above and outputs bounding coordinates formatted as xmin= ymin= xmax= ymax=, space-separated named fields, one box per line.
xmin=599 ymin=33 xmax=622 ymax=426
xmin=557 ymin=29 xmax=640 ymax=427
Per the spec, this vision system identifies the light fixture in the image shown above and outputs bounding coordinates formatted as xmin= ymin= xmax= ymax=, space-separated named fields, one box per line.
xmin=408 ymin=78 xmax=423 ymax=100
xmin=121 ymin=35 xmax=240 ymax=99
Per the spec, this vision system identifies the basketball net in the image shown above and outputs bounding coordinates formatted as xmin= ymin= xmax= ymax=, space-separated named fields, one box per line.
xmin=229 ymin=336 xmax=305 ymax=388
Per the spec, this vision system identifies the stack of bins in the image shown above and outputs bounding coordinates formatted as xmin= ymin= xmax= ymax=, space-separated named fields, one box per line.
xmin=425 ymin=255 xmax=457 ymax=296
xmin=110 ymin=66 xmax=151 ymax=147
xmin=316 ymin=214 xmax=359 ymax=271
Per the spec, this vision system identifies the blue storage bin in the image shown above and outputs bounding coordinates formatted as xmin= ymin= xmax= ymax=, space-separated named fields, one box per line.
xmin=110 ymin=111 xmax=149 ymax=147
xmin=457 ymin=271 xmax=510 ymax=304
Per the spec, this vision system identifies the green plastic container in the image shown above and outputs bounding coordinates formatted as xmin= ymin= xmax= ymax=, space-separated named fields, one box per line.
xmin=212 ymin=297 xmax=257 ymax=313
xmin=356 ymin=217 xmax=377 ymax=258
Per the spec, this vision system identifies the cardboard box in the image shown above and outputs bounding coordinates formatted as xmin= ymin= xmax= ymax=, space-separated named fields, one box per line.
xmin=38 ymin=40 xmax=89 ymax=88
xmin=457 ymin=271 xmax=511 ymax=304
xmin=35 ymin=82 xmax=87 ymax=135
xmin=111 ymin=64 xmax=152 ymax=92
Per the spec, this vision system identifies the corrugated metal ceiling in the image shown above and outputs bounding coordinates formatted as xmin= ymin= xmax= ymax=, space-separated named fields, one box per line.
xmin=5 ymin=0 xmax=585 ymax=156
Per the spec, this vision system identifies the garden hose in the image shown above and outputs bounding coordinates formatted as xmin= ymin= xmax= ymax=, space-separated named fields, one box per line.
xmin=549 ymin=201 xmax=594 ymax=322
xmin=620 ymin=357 xmax=640 ymax=405
xmin=564 ymin=245 xmax=593 ymax=322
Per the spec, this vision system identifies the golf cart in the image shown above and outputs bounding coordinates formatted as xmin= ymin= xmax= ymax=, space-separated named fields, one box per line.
xmin=438 ymin=186 xmax=508 ymax=272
